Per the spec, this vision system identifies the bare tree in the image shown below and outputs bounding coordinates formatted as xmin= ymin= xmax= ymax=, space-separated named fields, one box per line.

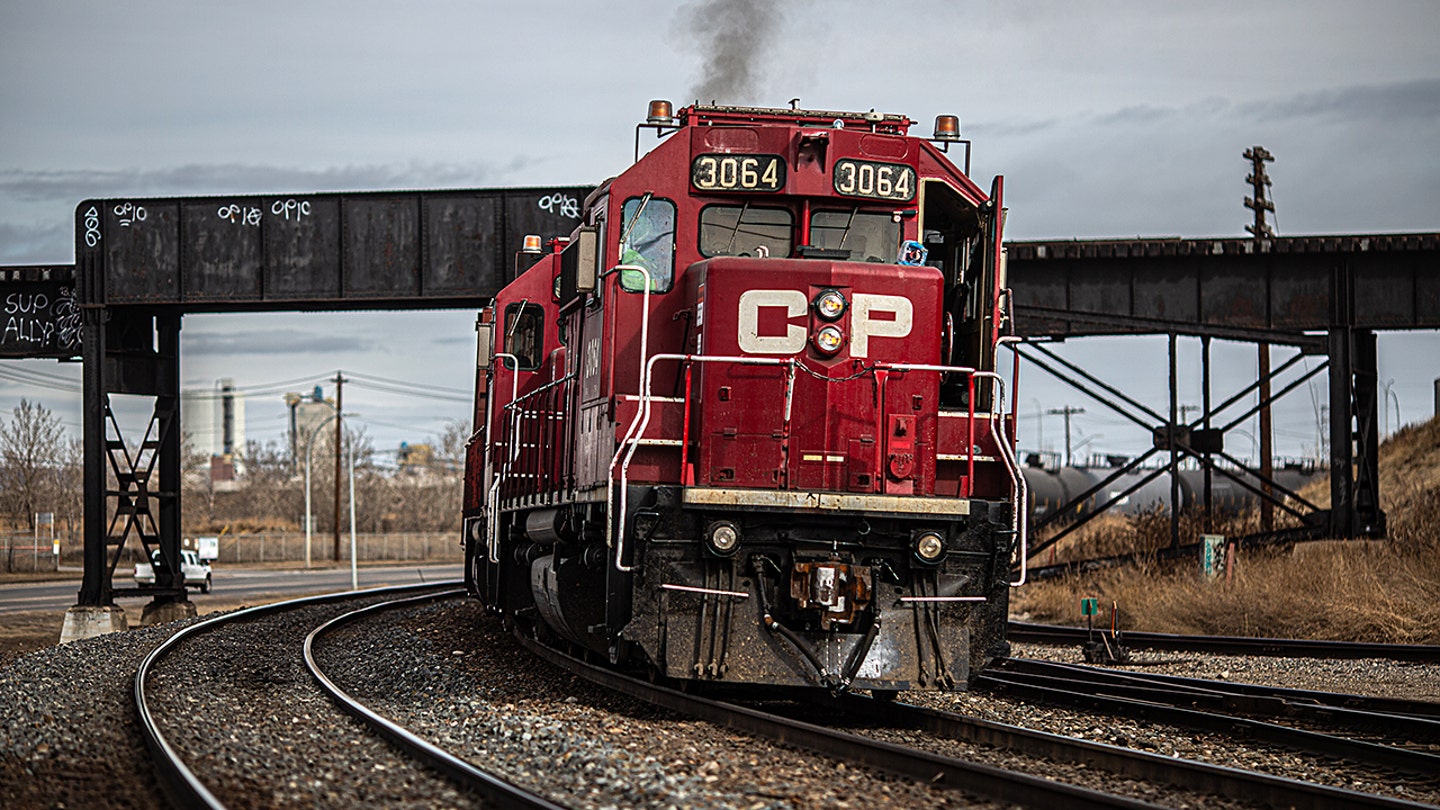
xmin=435 ymin=418 xmax=469 ymax=475
xmin=0 ymin=399 xmax=66 ymax=531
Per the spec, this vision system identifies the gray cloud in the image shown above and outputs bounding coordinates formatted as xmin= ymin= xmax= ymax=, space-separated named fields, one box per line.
xmin=0 ymin=159 xmax=535 ymax=206
xmin=1242 ymin=77 xmax=1440 ymax=123
xmin=184 ymin=329 xmax=384 ymax=356
xmin=1078 ymin=78 xmax=1440 ymax=132
xmin=0 ymin=221 xmax=71 ymax=264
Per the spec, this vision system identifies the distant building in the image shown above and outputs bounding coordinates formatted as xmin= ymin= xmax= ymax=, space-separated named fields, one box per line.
xmin=287 ymin=386 xmax=337 ymax=471
xmin=182 ymin=378 xmax=245 ymax=483
xmin=397 ymin=442 xmax=436 ymax=473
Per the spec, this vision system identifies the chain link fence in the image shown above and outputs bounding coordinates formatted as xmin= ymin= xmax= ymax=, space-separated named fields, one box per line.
xmin=27 ymin=531 xmax=461 ymax=568
xmin=2 ymin=533 xmax=63 ymax=573
xmin=211 ymin=532 xmax=462 ymax=564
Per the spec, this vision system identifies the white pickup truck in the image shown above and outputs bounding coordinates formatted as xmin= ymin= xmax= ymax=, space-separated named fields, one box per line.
xmin=133 ymin=548 xmax=213 ymax=593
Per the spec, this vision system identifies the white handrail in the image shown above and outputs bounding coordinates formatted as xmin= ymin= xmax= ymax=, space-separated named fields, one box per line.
xmin=605 ymin=350 xmax=1027 ymax=581
xmin=994 ymin=335 xmax=1028 ymax=585
xmin=486 ymin=353 xmax=520 ymax=564
xmin=610 ymin=351 xmax=793 ymax=572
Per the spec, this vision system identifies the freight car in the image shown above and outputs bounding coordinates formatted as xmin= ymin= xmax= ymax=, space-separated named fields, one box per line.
xmin=1025 ymin=461 xmax=1322 ymax=521
xmin=462 ymin=102 xmax=1024 ymax=693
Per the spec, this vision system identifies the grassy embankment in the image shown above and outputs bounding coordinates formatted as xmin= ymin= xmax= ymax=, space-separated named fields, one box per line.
xmin=1012 ymin=416 xmax=1440 ymax=644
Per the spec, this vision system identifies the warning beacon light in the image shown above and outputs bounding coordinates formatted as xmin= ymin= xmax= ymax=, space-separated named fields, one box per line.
xmin=646 ymin=99 xmax=676 ymax=126
xmin=933 ymin=115 xmax=961 ymax=141
xmin=521 ymin=235 xmax=543 ymax=255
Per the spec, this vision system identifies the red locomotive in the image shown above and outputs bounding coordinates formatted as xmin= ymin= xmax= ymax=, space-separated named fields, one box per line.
xmin=463 ymin=102 xmax=1025 ymax=693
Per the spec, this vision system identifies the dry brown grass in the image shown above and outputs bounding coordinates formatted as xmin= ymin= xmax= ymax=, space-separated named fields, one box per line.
xmin=1014 ymin=416 xmax=1440 ymax=644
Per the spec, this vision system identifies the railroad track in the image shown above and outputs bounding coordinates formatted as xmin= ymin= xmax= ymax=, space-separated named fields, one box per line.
xmin=134 ymin=586 xmax=1437 ymax=808
xmin=134 ymin=581 xmax=554 ymax=809
xmin=1007 ymin=621 xmax=1440 ymax=662
xmin=978 ymin=657 xmax=1440 ymax=776
xmin=516 ymin=631 xmax=1440 ymax=809
xmin=515 ymin=634 xmax=1177 ymax=809
xmin=302 ymin=588 xmax=566 ymax=810
xmin=795 ymin=690 xmax=1435 ymax=810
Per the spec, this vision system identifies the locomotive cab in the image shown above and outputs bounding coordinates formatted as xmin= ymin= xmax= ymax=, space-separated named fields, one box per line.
xmin=464 ymin=103 xmax=1024 ymax=693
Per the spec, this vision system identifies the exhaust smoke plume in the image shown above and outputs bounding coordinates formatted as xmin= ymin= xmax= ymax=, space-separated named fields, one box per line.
xmin=679 ymin=0 xmax=788 ymax=105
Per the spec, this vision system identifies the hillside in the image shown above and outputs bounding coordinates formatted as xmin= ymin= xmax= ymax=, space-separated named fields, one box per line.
xmin=1013 ymin=415 xmax=1440 ymax=643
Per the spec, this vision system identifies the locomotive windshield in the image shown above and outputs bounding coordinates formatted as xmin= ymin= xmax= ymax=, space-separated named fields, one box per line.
xmin=808 ymin=209 xmax=901 ymax=263
xmin=698 ymin=204 xmax=793 ymax=258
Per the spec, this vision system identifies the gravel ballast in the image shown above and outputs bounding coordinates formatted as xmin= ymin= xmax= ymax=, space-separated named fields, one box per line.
xmin=2 ymin=592 xmax=1438 ymax=808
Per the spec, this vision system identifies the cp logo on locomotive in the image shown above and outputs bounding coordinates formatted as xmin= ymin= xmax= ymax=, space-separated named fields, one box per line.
xmin=736 ymin=290 xmax=913 ymax=357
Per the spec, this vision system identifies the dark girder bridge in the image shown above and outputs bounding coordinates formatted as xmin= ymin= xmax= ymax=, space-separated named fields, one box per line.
xmin=2 ymin=198 xmax=1436 ymax=614
xmin=21 ymin=187 xmax=591 ymax=618
xmin=1006 ymin=232 xmax=1440 ymax=560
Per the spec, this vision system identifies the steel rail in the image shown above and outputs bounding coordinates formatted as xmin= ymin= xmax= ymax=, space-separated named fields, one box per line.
xmin=976 ymin=671 xmax=1440 ymax=776
xmin=303 ymin=589 xmax=568 ymax=810
xmin=1007 ymin=621 xmax=1440 ymax=662
xmin=992 ymin=659 xmax=1440 ymax=743
xmin=133 ymin=581 xmax=463 ymax=810
xmin=1006 ymin=657 xmax=1440 ymax=721
xmin=514 ymin=634 xmax=1165 ymax=810
xmin=803 ymin=692 xmax=1434 ymax=810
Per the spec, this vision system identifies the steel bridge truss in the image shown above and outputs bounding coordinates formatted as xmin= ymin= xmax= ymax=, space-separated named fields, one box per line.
xmin=1011 ymin=326 xmax=1384 ymax=579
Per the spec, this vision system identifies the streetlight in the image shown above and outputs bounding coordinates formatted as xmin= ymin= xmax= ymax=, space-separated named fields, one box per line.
xmin=1381 ymin=379 xmax=1401 ymax=436
xmin=303 ymin=411 xmax=338 ymax=570
xmin=304 ymin=408 xmax=361 ymax=584
xmin=1231 ymin=428 xmax=1258 ymax=467
xmin=1031 ymin=397 xmax=1044 ymax=453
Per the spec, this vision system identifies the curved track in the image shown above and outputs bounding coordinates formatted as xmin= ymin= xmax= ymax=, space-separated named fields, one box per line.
xmin=978 ymin=658 xmax=1440 ymax=776
xmin=520 ymin=633 xmax=1222 ymax=809
xmin=302 ymin=589 xmax=566 ymax=810
xmin=1007 ymin=621 xmax=1440 ymax=662
xmin=799 ymin=691 xmax=1434 ymax=810
xmin=134 ymin=581 xmax=537 ymax=809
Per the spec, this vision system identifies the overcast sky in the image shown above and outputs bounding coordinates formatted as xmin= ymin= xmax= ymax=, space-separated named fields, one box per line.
xmin=1 ymin=0 xmax=1438 ymax=463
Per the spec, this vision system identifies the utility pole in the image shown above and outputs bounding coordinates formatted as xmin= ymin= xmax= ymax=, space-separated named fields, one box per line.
xmin=1245 ymin=146 xmax=1276 ymax=532
xmin=1048 ymin=406 xmax=1085 ymax=466
xmin=333 ymin=371 xmax=345 ymax=562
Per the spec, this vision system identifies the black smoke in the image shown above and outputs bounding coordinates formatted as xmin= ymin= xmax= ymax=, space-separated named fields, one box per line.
xmin=678 ymin=0 xmax=788 ymax=105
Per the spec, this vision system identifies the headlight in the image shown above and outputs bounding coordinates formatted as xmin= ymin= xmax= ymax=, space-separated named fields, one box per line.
xmin=913 ymin=530 xmax=946 ymax=563
xmin=706 ymin=521 xmax=741 ymax=557
xmin=813 ymin=289 xmax=847 ymax=320
xmin=813 ymin=325 xmax=844 ymax=355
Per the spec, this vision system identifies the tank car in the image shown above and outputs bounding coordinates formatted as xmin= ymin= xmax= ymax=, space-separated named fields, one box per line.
xmin=462 ymin=102 xmax=1025 ymax=693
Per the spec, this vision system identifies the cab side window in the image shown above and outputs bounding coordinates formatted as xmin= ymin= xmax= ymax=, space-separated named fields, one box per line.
xmin=504 ymin=303 xmax=544 ymax=370
xmin=619 ymin=197 xmax=676 ymax=293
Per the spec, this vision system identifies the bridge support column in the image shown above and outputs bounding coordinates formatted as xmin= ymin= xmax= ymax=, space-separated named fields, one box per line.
xmin=64 ymin=309 xmax=188 ymax=641
xmin=1328 ymin=258 xmax=1385 ymax=539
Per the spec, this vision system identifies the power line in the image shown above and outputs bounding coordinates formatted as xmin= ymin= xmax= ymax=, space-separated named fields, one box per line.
xmin=0 ymin=367 xmax=82 ymax=394
xmin=345 ymin=379 xmax=471 ymax=403
xmin=345 ymin=370 xmax=472 ymax=396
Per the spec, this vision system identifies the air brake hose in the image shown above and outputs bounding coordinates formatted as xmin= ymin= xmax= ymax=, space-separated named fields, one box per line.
xmin=835 ymin=617 xmax=882 ymax=693
xmin=750 ymin=557 xmax=834 ymax=688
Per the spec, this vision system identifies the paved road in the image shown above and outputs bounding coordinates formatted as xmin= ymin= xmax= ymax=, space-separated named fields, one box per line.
xmin=0 ymin=564 xmax=465 ymax=614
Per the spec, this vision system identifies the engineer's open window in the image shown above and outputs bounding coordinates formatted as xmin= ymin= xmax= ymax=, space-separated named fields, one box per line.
xmin=619 ymin=197 xmax=676 ymax=293
xmin=504 ymin=303 xmax=544 ymax=370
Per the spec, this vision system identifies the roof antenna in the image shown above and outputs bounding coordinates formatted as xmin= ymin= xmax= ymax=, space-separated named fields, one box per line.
xmin=789 ymin=98 xmax=800 ymax=110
